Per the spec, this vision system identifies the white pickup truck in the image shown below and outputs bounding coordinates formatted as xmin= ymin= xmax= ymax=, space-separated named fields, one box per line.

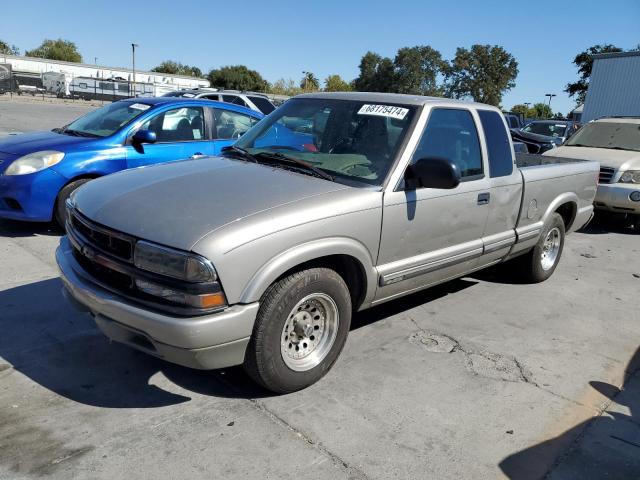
xmin=57 ymin=92 xmax=599 ymax=392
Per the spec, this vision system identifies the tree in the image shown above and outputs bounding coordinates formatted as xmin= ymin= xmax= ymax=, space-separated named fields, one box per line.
xmin=446 ymin=44 xmax=518 ymax=106
xmin=565 ymin=44 xmax=623 ymax=104
xmin=151 ymin=60 xmax=202 ymax=78
xmin=270 ymin=78 xmax=302 ymax=96
xmin=25 ymin=39 xmax=82 ymax=63
xmin=353 ymin=51 xmax=395 ymax=92
xmin=207 ymin=65 xmax=269 ymax=91
xmin=393 ymin=45 xmax=447 ymax=96
xmin=324 ymin=74 xmax=352 ymax=92
xmin=300 ymin=72 xmax=320 ymax=91
xmin=511 ymin=104 xmax=531 ymax=117
xmin=531 ymin=102 xmax=553 ymax=119
xmin=0 ymin=40 xmax=19 ymax=55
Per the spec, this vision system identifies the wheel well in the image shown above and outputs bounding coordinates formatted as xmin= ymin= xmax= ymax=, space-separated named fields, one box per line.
xmin=52 ymin=174 xmax=102 ymax=219
xmin=555 ymin=202 xmax=577 ymax=230
xmin=275 ymin=255 xmax=368 ymax=311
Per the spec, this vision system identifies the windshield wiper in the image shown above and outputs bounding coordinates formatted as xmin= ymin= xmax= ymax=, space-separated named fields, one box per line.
xmin=221 ymin=145 xmax=258 ymax=162
xmin=253 ymin=151 xmax=334 ymax=181
xmin=61 ymin=128 xmax=98 ymax=138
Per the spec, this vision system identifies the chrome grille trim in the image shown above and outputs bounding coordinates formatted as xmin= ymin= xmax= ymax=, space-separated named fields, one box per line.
xmin=599 ymin=167 xmax=616 ymax=184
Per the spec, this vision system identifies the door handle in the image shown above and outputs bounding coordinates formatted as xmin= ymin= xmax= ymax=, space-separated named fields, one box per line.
xmin=190 ymin=152 xmax=206 ymax=159
xmin=477 ymin=192 xmax=490 ymax=205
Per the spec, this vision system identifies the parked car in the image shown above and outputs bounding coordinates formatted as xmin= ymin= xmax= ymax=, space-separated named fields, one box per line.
xmin=0 ymin=97 xmax=262 ymax=225
xmin=503 ymin=111 xmax=525 ymax=129
xmin=521 ymin=120 xmax=580 ymax=144
xmin=163 ymin=89 xmax=277 ymax=115
xmin=544 ymin=117 xmax=640 ymax=227
xmin=57 ymin=92 xmax=598 ymax=393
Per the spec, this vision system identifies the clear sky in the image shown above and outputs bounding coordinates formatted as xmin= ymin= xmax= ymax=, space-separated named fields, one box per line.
xmin=2 ymin=0 xmax=638 ymax=114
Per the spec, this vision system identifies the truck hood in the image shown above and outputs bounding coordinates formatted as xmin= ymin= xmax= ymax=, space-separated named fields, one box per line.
xmin=545 ymin=146 xmax=640 ymax=169
xmin=0 ymin=130 xmax=96 ymax=156
xmin=72 ymin=156 xmax=351 ymax=251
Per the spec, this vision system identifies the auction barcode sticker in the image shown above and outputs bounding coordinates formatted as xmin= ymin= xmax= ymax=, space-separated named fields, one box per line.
xmin=129 ymin=103 xmax=151 ymax=111
xmin=357 ymin=104 xmax=409 ymax=120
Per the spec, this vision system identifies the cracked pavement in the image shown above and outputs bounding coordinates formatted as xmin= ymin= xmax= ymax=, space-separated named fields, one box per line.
xmin=1 ymin=102 xmax=639 ymax=479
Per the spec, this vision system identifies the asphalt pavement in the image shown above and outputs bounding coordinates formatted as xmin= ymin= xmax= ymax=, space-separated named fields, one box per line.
xmin=0 ymin=99 xmax=639 ymax=479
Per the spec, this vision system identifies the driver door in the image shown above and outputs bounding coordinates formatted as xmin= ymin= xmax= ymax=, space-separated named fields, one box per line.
xmin=375 ymin=107 xmax=491 ymax=302
xmin=126 ymin=106 xmax=213 ymax=169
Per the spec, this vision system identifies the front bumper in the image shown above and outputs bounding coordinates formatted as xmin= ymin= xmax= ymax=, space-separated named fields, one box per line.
xmin=0 ymin=169 xmax=66 ymax=221
xmin=594 ymin=183 xmax=640 ymax=214
xmin=56 ymin=237 xmax=259 ymax=370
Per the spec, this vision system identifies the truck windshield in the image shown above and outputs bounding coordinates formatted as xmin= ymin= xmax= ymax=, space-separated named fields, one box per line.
xmin=565 ymin=121 xmax=640 ymax=152
xmin=63 ymin=101 xmax=152 ymax=137
xmin=234 ymin=98 xmax=417 ymax=185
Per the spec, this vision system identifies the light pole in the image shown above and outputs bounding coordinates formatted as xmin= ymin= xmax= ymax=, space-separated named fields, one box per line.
xmin=545 ymin=93 xmax=556 ymax=118
xmin=94 ymin=57 xmax=98 ymax=65
xmin=131 ymin=43 xmax=139 ymax=97
xmin=302 ymin=70 xmax=308 ymax=91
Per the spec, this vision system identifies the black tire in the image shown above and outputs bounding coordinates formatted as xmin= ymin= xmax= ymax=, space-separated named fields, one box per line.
xmin=54 ymin=178 xmax=92 ymax=228
xmin=244 ymin=268 xmax=352 ymax=393
xmin=517 ymin=213 xmax=565 ymax=283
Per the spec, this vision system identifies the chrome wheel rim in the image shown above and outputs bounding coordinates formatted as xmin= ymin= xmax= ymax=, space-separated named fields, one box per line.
xmin=280 ymin=293 xmax=339 ymax=372
xmin=540 ymin=227 xmax=561 ymax=271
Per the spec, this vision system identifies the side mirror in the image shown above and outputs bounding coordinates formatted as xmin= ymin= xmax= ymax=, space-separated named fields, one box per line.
xmin=404 ymin=157 xmax=461 ymax=190
xmin=132 ymin=129 xmax=157 ymax=145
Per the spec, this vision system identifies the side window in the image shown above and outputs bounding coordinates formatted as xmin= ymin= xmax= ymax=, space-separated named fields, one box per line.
xmin=248 ymin=96 xmax=276 ymax=114
xmin=478 ymin=110 xmax=514 ymax=178
xmin=222 ymin=95 xmax=248 ymax=108
xmin=139 ymin=107 xmax=205 ymax=142
xmin=412 ymin=108 xmax=483 ymax=179
xmin=202 ymin=94 xmax=219 ymax=101
xmin=213 ymin=109 xmax=255 ymax=139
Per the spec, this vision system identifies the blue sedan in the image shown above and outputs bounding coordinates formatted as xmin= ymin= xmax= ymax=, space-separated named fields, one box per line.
xmin=0 ymin=97 xmax=263 ymax=225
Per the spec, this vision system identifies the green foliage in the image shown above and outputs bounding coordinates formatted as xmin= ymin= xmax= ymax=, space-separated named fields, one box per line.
xmin=446 ymin=44 xmax=518 ymax=106
xmin=511 ymin=104 xmax=530 ymax=117
xmin=393 ymin=46 xmax=447 ymax=95
xmin=531 ymin=102 xmax=553 ymax=119
xmin=565 ymin=44 xmax=623 ymax=104
xmin=324 ymin=74 xmax=352 ymax=92
xmin=0 ymin=40 xmax=19 ymax=55
xmin=207 ymin=65 xmax=269 ymax=92
xmin=269 ymin=78 xmax=302 ymax=96
xmin=25 ymin=39 xmax=82 ymax=63
xmin=151 ymin=60 xmax=203 ymax=78
xmin=300 ymin=71 xmax=320 ymax=91
xmin=353 ymin=51 xmax=395 ymax=92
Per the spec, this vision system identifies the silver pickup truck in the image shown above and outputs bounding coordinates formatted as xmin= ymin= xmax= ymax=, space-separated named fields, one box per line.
xmin=57 ymin=92 xmax=598 ymax=393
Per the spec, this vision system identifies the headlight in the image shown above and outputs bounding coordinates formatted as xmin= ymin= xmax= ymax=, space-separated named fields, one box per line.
xmin=134 ymin=241 xmax=217 ymax=283
xmin=4 ymin=150 xmax=65 ymax=175
xmin=619 ymin=170 xmax=640 ymax=184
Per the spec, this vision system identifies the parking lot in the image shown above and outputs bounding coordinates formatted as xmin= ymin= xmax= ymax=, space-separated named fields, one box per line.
xmin=1 ymin=100 xmax=639 ymax=479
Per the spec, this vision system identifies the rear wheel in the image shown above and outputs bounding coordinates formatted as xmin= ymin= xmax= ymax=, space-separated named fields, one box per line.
xmin=517 ymin=213 xmax=565 ymax=283
xmin=54 ymin=178 xmax=92 ymax=228
xmin=244 ymin=268 xmax=352 ymax=393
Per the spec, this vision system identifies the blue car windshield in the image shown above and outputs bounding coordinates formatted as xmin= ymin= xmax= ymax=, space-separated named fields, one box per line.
xmin=63 ymin=101 xmax=152 ymax=137
xmin=235 ymin=98 xmax=417 ymax=185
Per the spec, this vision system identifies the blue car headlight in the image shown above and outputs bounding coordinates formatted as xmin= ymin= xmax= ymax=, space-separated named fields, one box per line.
xmin=4 ymin=150 xmax=65 ymax=175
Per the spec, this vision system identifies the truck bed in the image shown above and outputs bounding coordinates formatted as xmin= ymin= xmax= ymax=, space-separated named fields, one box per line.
xmin=515 ymin=152 xmax=591 ymax=168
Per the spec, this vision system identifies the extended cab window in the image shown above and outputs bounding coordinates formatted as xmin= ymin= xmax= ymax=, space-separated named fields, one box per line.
xmin=139 ymin=107 xmax=205 ymax=142
xmin=213 ymin=109 xmax=257 ymax=139
xmin=478 ymin=110 xmax=514 ymax=177
xmin=412 ymin=108 xmax=483 ymax=179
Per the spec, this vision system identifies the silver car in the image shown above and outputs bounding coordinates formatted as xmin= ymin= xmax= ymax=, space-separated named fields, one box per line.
xmin=57 ymin=92 xmax=598 ymax=392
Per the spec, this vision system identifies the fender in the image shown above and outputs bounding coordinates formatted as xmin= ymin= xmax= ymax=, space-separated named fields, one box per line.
xmin=540 ymin=191 xmax=578 ymax=228
xmin=239 ymin=237 xmax=377 ymax=308
xmin=52 ymin=148 xmax=128 ymax=181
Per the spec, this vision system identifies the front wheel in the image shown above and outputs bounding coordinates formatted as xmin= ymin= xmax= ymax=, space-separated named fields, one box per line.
xmin=244 ymin=268 xmax=352 ymax=393
xmin=54 ymin=178 xmax=92 ymax=228
xmin=517 ymin=213 xmax=565 ymax=283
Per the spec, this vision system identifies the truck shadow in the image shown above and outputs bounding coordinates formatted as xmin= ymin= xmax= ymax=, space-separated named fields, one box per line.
xmin=577 ymin=212 xmax=639 ymax=236
xmin=499 ymin=347 xmax=640 ymax=479
xmin=0 ymin=219 xmax=62 ymax=238
xmin=0 ymin=277 xmax=477 ymax=408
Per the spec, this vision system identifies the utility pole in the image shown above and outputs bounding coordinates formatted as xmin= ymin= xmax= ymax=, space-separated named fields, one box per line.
xmin=131 ymin=43 xmax=139 ymax=97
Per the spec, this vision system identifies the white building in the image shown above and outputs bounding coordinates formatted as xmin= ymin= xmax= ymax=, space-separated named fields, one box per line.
xmin=0 ymin=53 xmax=209 ymax=91
xmin=582 ymin=50 xmax=640 ymax=122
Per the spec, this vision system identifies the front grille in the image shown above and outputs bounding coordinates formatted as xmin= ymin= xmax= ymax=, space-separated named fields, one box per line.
xmin=70 ymin=211 xmax=135 ymax=262
xmin=73 ymin=247 xmax=134 ymax=291
xmin=599 ymin=167 xmax=616 ymax=184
